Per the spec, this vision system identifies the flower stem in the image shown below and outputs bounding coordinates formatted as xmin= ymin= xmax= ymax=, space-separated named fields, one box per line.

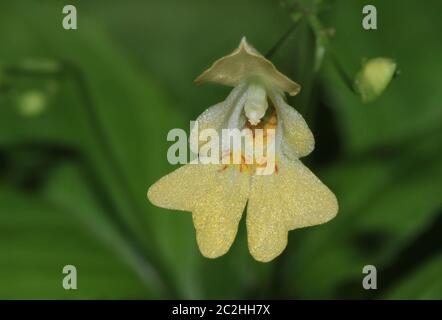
xmin=329 ymin=51 xmax=358 ymax=95
xmin=265 ymin=22 xmax=300 ymax=59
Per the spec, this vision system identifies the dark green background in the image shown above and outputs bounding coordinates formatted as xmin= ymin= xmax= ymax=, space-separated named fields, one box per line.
xmin=0 ymin=0 xmax=441 ymax=299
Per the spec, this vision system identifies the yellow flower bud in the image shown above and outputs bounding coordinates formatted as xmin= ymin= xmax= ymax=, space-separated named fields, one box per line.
xmin=354 ymin=57 xmax=397 ymax=103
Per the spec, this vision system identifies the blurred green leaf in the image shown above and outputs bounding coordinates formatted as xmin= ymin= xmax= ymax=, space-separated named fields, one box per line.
xmin=385 ymin=254 xmax=442 ymax=299
xmin=0 ymin=1 xmax=196 ymax=298
xmin=0 ymin=184 xmax=151 ymax=299
xmin=281 ymin=133 xmax=442 ymax=298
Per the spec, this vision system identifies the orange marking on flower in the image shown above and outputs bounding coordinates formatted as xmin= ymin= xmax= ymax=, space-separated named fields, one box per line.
xmin=221 ymin=111 xmax=278 ymax=175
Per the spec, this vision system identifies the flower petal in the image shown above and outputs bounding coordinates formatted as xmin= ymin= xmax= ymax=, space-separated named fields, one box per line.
xmin=195 ymin=37 xmax=301 ymax=96
xmin=247 ymin=157 xmax=338 ymax=262
xmin=190 ymin=82 xmax=247 ymax=154
xmin=148 ymin=164 xmax=249 ymax=258
xmin=271 ymin=89 xmax=315 ymax=158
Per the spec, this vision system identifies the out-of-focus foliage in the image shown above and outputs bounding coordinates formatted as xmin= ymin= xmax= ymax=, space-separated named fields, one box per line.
xmin=0 ymin=0 xmax=440 ymax=299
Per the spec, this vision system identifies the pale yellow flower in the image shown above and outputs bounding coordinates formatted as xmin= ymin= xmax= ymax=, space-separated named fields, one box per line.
xmin=148 ymin=38 xmax=338 ymax=262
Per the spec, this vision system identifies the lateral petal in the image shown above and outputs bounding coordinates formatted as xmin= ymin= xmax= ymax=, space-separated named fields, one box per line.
xmin=271 ymin=89 xmax=315 ymax=159
xmin=247 ymin=157 xmax=338 ymax=262
xmin=148 ymin=164 xmax=250 ymax=258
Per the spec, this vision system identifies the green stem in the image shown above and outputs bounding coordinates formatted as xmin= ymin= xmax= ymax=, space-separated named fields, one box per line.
xmin=307 ymin=16 xmax=358 ymax=95
xmin=265 ymin=22 xmax=300 ymax=59
xmin=329 ymin=51 xmax=358 ymax=95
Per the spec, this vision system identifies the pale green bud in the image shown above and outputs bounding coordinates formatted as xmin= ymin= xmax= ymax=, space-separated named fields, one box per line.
xmin=354 ymin=57 xmax=397 ymax=103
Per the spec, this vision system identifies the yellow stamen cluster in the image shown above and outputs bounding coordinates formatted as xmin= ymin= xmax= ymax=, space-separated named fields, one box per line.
xmin=221 ymin=111 xmax=278 ymax=175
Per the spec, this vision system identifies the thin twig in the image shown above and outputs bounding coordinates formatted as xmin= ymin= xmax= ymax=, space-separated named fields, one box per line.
xmin=265 ymin=23 xmax=299 ymax=59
